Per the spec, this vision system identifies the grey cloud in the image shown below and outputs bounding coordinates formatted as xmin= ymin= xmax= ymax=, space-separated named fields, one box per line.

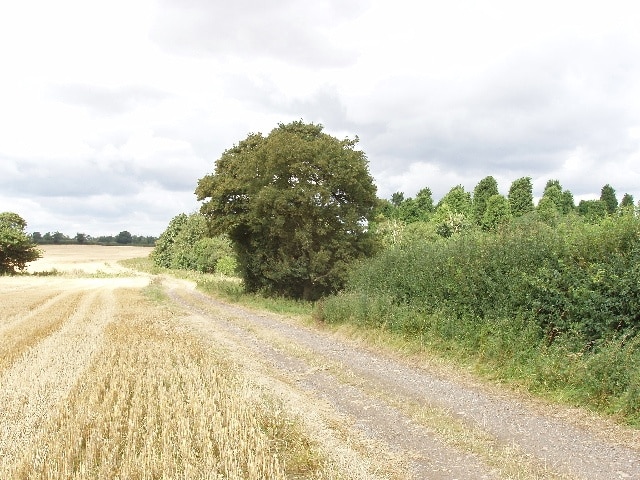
xmin=360 ymin=35 xmax=640 ymax=195
xmin=50 ymin=84 xmax=170 ymax=115
xmin=222 ymin=75 xmax=386 ymax=139
xmin=151 ymin=0 xmax=364 ymax=67
xmin=0 ymin=159 xmax=137 ymax=197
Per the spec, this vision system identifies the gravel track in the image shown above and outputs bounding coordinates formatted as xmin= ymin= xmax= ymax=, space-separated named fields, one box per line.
xmin=166 ymin=279 xmax=640 ymax=480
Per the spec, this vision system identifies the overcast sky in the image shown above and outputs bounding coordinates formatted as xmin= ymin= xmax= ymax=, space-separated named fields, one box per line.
xmin=2 ymin=0 xmax=639 ymax=236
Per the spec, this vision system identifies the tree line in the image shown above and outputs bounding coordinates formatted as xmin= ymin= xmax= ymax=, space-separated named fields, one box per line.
xmin=30 ymin=231 xmax=157 ymax=246
xmin=375 ymin=176 xmax=634 ymax=243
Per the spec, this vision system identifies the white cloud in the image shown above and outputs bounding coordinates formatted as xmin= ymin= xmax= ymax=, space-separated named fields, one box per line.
xmin=1 ymin=0 xmax=640 ymax=236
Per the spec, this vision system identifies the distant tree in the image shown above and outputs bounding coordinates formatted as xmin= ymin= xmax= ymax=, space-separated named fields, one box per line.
xmin=536 ymin=196 xmax=560 ymax=225
xmin=432 ymin=185 xmax=473 ymax=237
xmin=539 ymin=180 xmax=571 ymax=214
xmin=52 ymin=231 xmax=67 ymax=244
xmin=620 ymin=193 xmax=634 ymax=209
xmin=473 ymin=176 xmax=499 ymax=225
xmin=600 ymin=184 xmax=618 ymax=214
xmin=561 ymin=189 xmax=575 ymax=214
xmin=75 ymin=233 xmax=87 ymax=244
xmin=393 ymin=187 xmax=434 ymax=223
xmin=482 ymin=194 xmax=511 ymax=231
xmin=508 ymin=176 xmax=534 ymax=217
xmin=390 ymin=192 xmax=405 ymax=207
xmin=0 ymin=212 xmax=42 ymax=274
xmin=43 ymin=232 xmax=52 ymax=243
xmin=414 ymin=187 xmax=434 ymax=216
xmin=577 ymin=199 xmax=607 ymax=222
xmin=436 ymin=185 xmax=473 ymax=215
xmin=196 ymin=121 xmax=378 ymax=300
xmin=115 ymin=230 xmax=133 ymax=244
xmin=31 ymin=231 xmax=43 ymax=243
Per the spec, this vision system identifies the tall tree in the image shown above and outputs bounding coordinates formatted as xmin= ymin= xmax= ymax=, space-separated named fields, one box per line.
xmin=508 ymin=176 xmax=534 ymax=217
xmin=394 ymin=187 xmax=434 ymax=223
xmin=620 ymin=193 xmax=634 ymax=209
xmin=432 ymin=185 xmax=473 ymax=237
xmin=0 ymin=212 xmax=42 ymax=274
xmin=482 ymin=194 xmax=511 ymax=231
xmin=390 ymin=192 xmax=405 ymax=207
xmin=539 ymin=180 xmax=565 ymax=213
xmin=560 ymin=189 xmax=575 ymax=214
xmin=116 ymin=230 xmax=133 ymax=244
xmin=196 ymin=121 xmax=378 ymax=300
xmin=577 ymin=199 xmax=607 ymax=222
xmin=600 ymin=184 xmax=618 ymax=214
xmin=472 ymin=176 xmax=499 ymax=225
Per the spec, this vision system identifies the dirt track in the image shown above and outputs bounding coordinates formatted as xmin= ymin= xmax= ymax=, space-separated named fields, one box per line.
xmin=1 ymin=245 xmax=639 ymax=479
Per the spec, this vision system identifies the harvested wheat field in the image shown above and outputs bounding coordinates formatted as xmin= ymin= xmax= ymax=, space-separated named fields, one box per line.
xmin=2 ymin=245 xmax=639 ymax=479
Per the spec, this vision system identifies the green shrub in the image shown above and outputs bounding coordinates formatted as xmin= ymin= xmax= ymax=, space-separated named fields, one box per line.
xmin=319 ymin=213 xmax=640 ymax=424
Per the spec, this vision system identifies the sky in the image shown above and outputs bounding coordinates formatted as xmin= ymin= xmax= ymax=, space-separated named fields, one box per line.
xmin=1 ymin=0 xmax=639 ymax=237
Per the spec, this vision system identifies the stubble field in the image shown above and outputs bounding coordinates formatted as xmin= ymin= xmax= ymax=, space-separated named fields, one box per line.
xmin=0 ymin=246 xmax=321 ymax=479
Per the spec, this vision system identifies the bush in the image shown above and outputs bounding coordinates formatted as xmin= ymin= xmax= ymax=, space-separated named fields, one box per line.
xmin=319 ymin=213 xmax=640 ymax=423
xmin=152 ymin=213 xmax=238 ymax=275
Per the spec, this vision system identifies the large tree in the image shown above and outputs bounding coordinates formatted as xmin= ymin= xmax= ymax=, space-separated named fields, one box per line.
xmin=196 ymin=121 xmax=378 ymax=300
xmin=0 ymin=212 xmax=42 ymax=274
xmin=508 ymin=176 xmax=534 ymax=217
xmin=600 ymin=184 xmax=618 ymax=214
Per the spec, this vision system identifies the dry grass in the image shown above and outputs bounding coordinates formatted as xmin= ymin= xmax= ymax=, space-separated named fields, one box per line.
xmin=1 ymin=245 xmax=327 ymax=479
xmin=0 ymin=290 xmax=84 ymax=375
xmin=1 ymin=285 xmax=322 ymax=479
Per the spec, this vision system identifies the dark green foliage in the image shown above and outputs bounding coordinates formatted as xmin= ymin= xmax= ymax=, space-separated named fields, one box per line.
xmin=508 ymin=177 xmax=534 ymax=217
xmin=472 ymin=176 xmax=499 ymax=225
xmin=620 ymin=193 xmax=634 ymax=210
xmin=390 ymin=192 xmax=405 ymax=207
xmin=600 ymin=184 xmax=618 ymax=214
xmin=196 ymin=121 xmax=378 ymax=300
xmin=332 ymin=214 xmax=640 ymax=344
xmin=115 ymin=230 xmax=132 ymax=244
xmin=539 ymin=180 xmax=574 ymax=215
xmin=381 ymin=188 xmax=434 ymax=224
xmin=0 ymin=212 xmax=42 ymax=274
xmin=577 ymin=199 xmax=607 ymax=222
xmin=32 ymin=231 xmax=155 ymax=246
xmin=152 ymin=213 xmax=189 ymax=268
xmin=481 ymin=194 xmax=511 ymax=231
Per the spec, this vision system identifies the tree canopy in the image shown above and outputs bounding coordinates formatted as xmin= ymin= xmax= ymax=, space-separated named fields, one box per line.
xmin=196 ymin=121 xmax=378 ymax=300
xmin=0 ymin=212 xmax=41 ymax=274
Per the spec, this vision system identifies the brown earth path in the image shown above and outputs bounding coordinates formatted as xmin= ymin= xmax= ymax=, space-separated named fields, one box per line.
xmin=164 ymin=277 xmax=640 ymax=480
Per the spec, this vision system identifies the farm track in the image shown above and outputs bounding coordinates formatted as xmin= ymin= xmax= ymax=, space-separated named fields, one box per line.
xmin=165 ymin=278 xmax=640 ymax=480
